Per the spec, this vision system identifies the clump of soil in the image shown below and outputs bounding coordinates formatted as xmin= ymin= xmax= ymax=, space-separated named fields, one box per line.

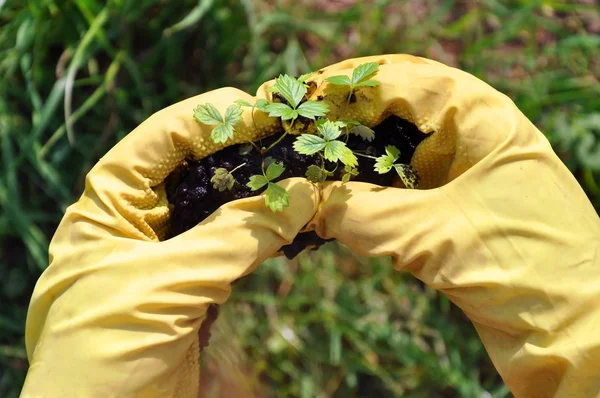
xmin=166 ymin=115 xmax=429 ymax=258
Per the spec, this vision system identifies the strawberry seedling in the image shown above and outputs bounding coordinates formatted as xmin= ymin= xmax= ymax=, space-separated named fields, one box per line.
xmin=168 ymin=62 xmax=429 ymax=258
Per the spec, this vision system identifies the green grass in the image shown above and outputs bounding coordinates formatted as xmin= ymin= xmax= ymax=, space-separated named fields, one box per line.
xmin=1 ymin=1 xmax=599 ymax=397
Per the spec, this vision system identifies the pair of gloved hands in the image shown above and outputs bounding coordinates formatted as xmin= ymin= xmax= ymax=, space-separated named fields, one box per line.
xmin=21 ymin=55 xmax=600 ymax=398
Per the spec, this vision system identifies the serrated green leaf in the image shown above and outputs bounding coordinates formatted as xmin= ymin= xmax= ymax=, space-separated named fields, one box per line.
xmin=305 ymin=165 xmax=328 ymax=183
xmin=194 ymin=103 xmax=223 ymax=125
xmin=211 ymin=123 xmax=235 ymax=144
xmin=297 ymin=72 xmax=314 ymax=83
xmin=374 ymin=146 xmax=400 ymax=173
xmin=273 ymin=74 xmax=306 ymax=108
xmin=352 ymin=62 xmax=380 ymax=85
xmin=350 ymin=125 xmax=375 ymax=141
xmin=255 ymin=98 xmax=269 ymax=111
xmin=385 ymin=145 xmax=401 ymax=159
xmin=344 ymin=164 xmax=359 ymax=176
xmin=234 ymin=99 xmax=253 ymax=108
xmin=340 ymin=147 xmax=358 ymax=167
xmin=224 ymin=104 xmax=243 ymax=125
xmin=247 ymin=175 xmax=269 ymax=191
xmin=394 ymin=164 xmax=420 ymax=189
xmin=325 ymin=75 xmax=352 ymax=86
xmin=318 ymin=120 xmax=342 ymax=140
xmin=293 ymin=134 xmax=327 ymax=155
xmin=297 ymin=101 xmax=329 ymax=119
xmin=265 ymin=161 xmax=285 ymax=181
xmin=324 ymin=141 xmax=357 ymax=166
xmin=265 ymin=183 xmax=290 ymax=212
xmin=265 ymin=102 xmax=294 ymax=118
xmin=210 ymin=168 xmax=235 ymax=191
xmin=281 ymin=108 xmax=299 ymax=121
xmin=342 ymin=165 xmax=359 ymax=183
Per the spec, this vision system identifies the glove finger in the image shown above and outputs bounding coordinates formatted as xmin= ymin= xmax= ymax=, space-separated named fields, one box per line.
xmin=78 ymin=86 xmax=280 ymax=241
xmin=308 ymin=181 xmax=452 ymax=270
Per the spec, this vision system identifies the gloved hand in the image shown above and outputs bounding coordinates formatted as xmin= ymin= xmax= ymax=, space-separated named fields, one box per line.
xmin=21 ymin=87 xmax=319 ymax=397
xmin=304 ymin=55 xmax=600 ymax=397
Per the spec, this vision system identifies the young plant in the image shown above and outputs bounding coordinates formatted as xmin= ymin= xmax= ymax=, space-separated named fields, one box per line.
xmin=210 ymin=163 xmax=247 ymax=192
xmin=325 ymin=61 xmax=381 ymax=114
xmin=247 ymin=160 xmax=290 ymax=212
xmin=293 ymin=120 xmax=358 ymax=182
xmin=374 ymin=145 xmax=420 ymax=189
xmin=193 ymin=103 xmax=243 ymax=144
xmin=191 ymin=61 xmax=419 ymax=214
xmin=265 ymin=74 xmax=329 ymax=125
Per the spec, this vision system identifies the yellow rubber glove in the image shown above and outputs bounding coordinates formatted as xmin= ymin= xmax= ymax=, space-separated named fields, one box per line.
xmin=21 ymin=86 xmax=319 ymax=398
xmin=304 ymin=55 xmax=600 ymax=397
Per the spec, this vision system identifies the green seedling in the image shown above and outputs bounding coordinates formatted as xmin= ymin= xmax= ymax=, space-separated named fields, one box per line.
xmin=247 ymin=161 xmax=290 ymax=212
xmin=374 ymin=145 xmax=420 ymax=189
xmin=193 ymin=62 xmax=419 ymax=212
xmin=210 ymin=163 xmax=247 ymax=192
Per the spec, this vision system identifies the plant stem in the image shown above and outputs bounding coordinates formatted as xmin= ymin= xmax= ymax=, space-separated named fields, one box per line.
xmin=250 ymin=104 xmax=263 ymax=150
xmin=229 ymin=162 xmax=247 ymax=174
xmin=235 ymin=129 xmax=262 ymax=152
xmin=339 ymin=87 xmax=354 ymax=119
xmin=353 ymin=151 xmax=378 ymax=160
xmin=262 ymin=118 xmax=295 ymax=154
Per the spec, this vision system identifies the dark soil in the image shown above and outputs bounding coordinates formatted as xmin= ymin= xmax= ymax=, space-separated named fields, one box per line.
xmin=166 ymin=115 xmax=429 ymax=257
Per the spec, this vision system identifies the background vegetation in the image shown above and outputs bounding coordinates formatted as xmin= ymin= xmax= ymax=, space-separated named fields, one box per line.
xmin=1 ymin=0 xmax=598 ymax=397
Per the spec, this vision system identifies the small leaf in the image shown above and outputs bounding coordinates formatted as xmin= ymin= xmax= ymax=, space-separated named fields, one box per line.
xmin=293 ymin=134 xmax=327 ymax=155
xmin=265 ymin=161 xmax=285 ymax=181
xmin=385 ymin=145 xmax=401 ymax=159
xmin=374 ymin=145 xmax=401 ymax=174
xmin=318 ymin=120 xmax=342 ymax=140
xmin=280 ymin=108 xmax=299 ymax=121
xmin=325 ymin=75 xmax=352 ymax=86
xmin=394 ymin=164 xmax=420 ymax=189
xmin=247 ymin=175 xmax=269 ymax=191
xmin=273 ymin=74 xmax=306 ymax=108
xmin=194 ymin=103 xmax=223 ymax=125
xmin=255 ymin=99 xmax=270 ymax=111
xmin=297 ymin=101 xmax=329 ymax=119
xmin=234 ymin=99 xmax=253 ymax=108
xmin=211 ymin=123 xmax=235 ymax=144
xmin=350 ymin=125 xmax=375 ymax=141
xmin=353 ymin=79 xmax=380 ymax=87
xmin=339 ymin=147 xmax=358 ymax=167
xmin=342 ymin=165 xmax=359 ymax=183
xmin=324 ymin=141 xmax=357 ymax=167
xmin=210 ymin=168 xmax=235 ymax=192
xmin=265 ymin=102 xmax=294 ymax=118
xmin=265 ymin=183 xmax=290 ymax=212
xmin=344 ymin=164 xmax=359 ymax=176
xmin=351 ymin=62 xmax=380 ymax=85
xmin=305 ymin=165 xmax=328 ymax=183
xmin=297 ymin=72 xmax=314 ymax=83
xmin=224 ymin=104 xmax=243 ymax=125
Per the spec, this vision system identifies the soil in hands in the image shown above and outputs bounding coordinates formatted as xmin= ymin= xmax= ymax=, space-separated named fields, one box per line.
xmin=166 ymin=115 xmax=429 ymax=258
